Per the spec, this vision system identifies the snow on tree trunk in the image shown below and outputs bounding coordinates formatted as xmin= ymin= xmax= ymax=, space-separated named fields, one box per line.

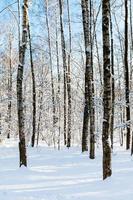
xmin=102 ymin=0 xmax=112 ymax=180
xmin=17 ymin=0 xmax=28 ymax=167
xmin=81 ymin=0 xmax=95 ymax=155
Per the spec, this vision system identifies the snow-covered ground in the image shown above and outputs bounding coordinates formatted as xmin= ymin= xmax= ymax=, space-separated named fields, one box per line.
xmin=0 ymin=140 xmax=133 ymax=200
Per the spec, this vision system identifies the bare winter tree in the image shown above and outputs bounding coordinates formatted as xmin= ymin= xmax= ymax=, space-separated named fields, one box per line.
xmin=109 ymin=2 xmax=115 ymax=149
xmin=28 ymin=21 xmax=36 ymax=147
xmin=45 ymin=0 xmax=56 ymax=147
xmin=102 ymin=0 xmax=112 ymax=180
xmin=55 ymin=15 xmax=61 ymax=150
xmin=58 ymin=0 xmax=67 ymax=146
xmin=17 ymin=0 xmax=28 ymax=167
xmin=81 ymin=0 xmax=95 ymax=157
xmin=66 ymin=0 xmax=72 ymax=148
xmin=124 ymin=0 xmax=130 ymax=150
xmin=7 ymin=35 xmax=12 ymax=139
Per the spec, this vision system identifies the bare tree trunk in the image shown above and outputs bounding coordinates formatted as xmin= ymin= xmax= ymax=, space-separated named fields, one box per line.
xmin=18 ymin=0 xmax=20 ymax=48
xmin=124 ymin=0 xmax=130 ymax=150
xmin=36 ymin=90 xmax=43 ymax=147
xmin=102 ymin=0 xmax=112 ymax=180
xmin=129 ymin=0 xmax=133 ymax=83
xmin=110 ymin=4 xmax=115 ymax=150
xmin=66 ymin=0 xmax=72 ymax=148
xmin=89 ymin=0 xmax=95 ymax=159
xmin=17 ymin=0 xmax=28 ymax=167
xmin=81 ymin=0 xmax=89 ymax=152
xmin=45 ymin=0 xmax=56 ymax=147
xmin=81 ymin=0 xmax=95 ymax=155
xmin=95 ymin=32 xmax=102 ymax=87
xmin=58 ymin=0 xmax=67 ymax=146
xmin=55 ymin=15 xmax=61 ymax=150
xmin=28 ymin=22 xmax=36 ymax=147
xmin=116 ymin=58 xmax=124 ymax=146
xmin=7 ymin=36 xmax=12 ymax=139
xmin=114 ymin=13 xmax=125 ymax=142
xmin=130 ymin=0 xmax=133 ymax=155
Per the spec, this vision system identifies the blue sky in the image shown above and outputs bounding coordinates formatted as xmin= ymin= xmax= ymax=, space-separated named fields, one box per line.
xmin=0 ymin=0 xmax=17 ymax=21
xmin=0 ymin=0 xmax=15 ymax=11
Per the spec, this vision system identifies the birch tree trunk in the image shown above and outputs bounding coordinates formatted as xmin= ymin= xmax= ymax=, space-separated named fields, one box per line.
xmin=17 ymin=0 xmax=28 ymax=167
xmin=102 ymin=0 xmax=112 ymax=180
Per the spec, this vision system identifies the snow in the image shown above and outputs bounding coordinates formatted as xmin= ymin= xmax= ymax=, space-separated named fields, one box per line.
xmin=0 ymin=140 xmax=133 ymax=200
xmin=86 ymin=46 xmax=91 ymax=53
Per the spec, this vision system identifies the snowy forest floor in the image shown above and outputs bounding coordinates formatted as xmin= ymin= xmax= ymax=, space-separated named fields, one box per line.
xmin=0 ymin=140 xmax=133 ymax=200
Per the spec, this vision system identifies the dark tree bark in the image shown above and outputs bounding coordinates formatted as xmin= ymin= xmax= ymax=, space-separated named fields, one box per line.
xmin=17 ymin=0 xmax=28 ymax=167
xmin=66 ymin=0 xmax=72 ymax=148
xmin=58 ymin=0 xmax=67 ymax=146
xmin=130 ymin=0 xmax=133 ymax=155
xmin=28 ymin=22 xmax=36 ymax=147
xmin=81 ymin=0 xmax=95 ymax=155
xmin=129 ymin=0 xmax=133 ymax=83
xmin=109 ymin=4 xmax=115 ymax=150
xmin=124 ymin=0 xmax=130 ymax=150
xmin=89 ymin=0 xmax=95 ymax=159
xmin=102 ymin=0 xmax=112 ymax=180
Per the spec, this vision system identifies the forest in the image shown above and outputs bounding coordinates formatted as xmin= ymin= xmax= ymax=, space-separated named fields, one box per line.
xmin=0 ymin=0 xmax=133 ymax=199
